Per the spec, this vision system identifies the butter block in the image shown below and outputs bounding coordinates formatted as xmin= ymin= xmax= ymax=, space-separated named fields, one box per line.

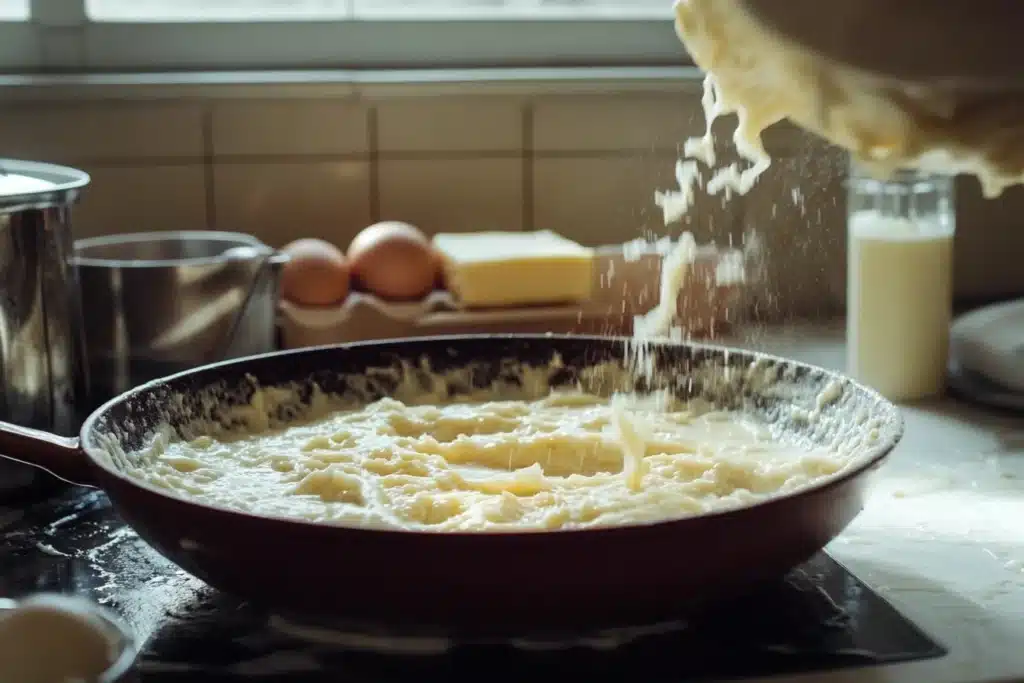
xmin=433 ymin=230 xmax=595 ymax=309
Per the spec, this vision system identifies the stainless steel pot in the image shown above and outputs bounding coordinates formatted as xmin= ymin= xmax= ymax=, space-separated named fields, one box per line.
xmin=74 ymin=231 xmax=288 ymax=407
xmin=0 ymin=159 xmax=91 ymax=500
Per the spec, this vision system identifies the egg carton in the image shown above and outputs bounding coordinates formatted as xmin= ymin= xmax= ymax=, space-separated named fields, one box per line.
xmin=279 ymin=242 xmax=748 ymax=349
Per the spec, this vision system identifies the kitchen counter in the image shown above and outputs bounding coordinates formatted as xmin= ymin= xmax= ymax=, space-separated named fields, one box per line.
xmin=728 ymin=322 xmax=1024 ymax=683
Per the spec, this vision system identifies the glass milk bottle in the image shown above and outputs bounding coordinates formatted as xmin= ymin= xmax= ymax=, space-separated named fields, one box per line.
xmin=846 ymin=165 xmax=956 ymax=402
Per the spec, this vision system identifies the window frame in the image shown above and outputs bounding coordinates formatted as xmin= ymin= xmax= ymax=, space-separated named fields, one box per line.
xmin=0 ymin=0 xmax=688 ymax=73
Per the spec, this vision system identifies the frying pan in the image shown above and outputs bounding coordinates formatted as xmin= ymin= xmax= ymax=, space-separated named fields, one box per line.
xmin=0 ymin=335 xmax=902 ymax=632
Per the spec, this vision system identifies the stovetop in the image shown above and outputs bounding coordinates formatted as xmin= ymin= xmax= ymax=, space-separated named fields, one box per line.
xmin=0 ymin=486 xmax=946 ymax=682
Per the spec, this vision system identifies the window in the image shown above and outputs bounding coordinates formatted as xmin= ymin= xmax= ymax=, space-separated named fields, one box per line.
xmin=85 ymin=1 xmax=669 ymax=22
xmin=3 ymin=0 xmax=684 ymax=72
xmin=0 ymin=0 xmax=28 ymax=20
xmin=86 ymin=0 xmax=351 ymax=22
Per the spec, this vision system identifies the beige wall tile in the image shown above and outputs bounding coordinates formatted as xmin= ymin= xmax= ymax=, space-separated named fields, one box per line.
xmin=2 ymin=90 xmax=1019 ymax=317
xmin=742 ymin=144 xmax=849 ymax=320
xmin=376 ymin=98 xmax=523 ymax=154
xmin=533 ymin=95 xmax=703 ymax=153
xmin=377 ymin=159 xmax=523 ymax=234
xmin=533 ymin=156 xmax=741 ymax=247
xmin=211 ymin=100 xmax=370 ymax=157
xmin=72 ymin=165 xmax=208 ymax=239
xmin=954 ymin=179 xmax=1024 ymax=298
xmin=213 ymin=162 xmax=371 ymax=247
xmin=0 ymin=103 xmax=204 ymax=163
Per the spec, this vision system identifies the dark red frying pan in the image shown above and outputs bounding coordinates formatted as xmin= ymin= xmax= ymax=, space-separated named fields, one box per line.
xmin=0 ymin=335 xmax=902 ymax=632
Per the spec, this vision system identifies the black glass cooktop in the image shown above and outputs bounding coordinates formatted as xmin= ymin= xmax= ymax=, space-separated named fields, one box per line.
xmin=0 ymin=487 xmax=945 ymax=682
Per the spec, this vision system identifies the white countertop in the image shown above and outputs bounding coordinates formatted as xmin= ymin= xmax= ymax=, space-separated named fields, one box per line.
xmin=728 ymin=323 xmax=1024 ymax=683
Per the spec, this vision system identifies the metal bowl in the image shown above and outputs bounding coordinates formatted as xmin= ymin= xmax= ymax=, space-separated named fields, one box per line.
xmin=74 ymin=230 xmax=287 ymax=409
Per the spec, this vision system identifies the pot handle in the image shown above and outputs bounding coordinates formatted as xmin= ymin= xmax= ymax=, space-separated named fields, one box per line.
xmin=0 ymin=421 xmax=94 ymax=487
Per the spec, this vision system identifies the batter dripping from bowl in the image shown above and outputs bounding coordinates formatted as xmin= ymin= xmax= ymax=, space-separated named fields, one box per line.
xmin=653 ymin=0 xmax=1024 ymax=227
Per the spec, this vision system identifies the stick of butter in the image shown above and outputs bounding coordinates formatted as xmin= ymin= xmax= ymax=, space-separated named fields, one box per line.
xmin=433 ymin=230 xmax=595 ymax=309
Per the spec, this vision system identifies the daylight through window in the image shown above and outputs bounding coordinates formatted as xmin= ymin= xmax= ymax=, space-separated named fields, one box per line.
xmin=0 ymin=0 xmax=28 ymax=21
xmin=4 ymin=0 xmax=682 ymax=71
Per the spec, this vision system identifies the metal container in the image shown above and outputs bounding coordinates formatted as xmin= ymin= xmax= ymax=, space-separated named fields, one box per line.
xmin=74 ymin=231 xmax=287 ymax=407
xmin=0 ymin=159 xmax=91 ymax=499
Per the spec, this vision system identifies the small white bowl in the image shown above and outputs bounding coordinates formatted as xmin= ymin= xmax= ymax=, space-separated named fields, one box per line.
xmin=0 ymin=594 xmax=137 ymax=683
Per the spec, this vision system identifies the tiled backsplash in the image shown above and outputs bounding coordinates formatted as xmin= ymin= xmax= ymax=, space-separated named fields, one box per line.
xmin=3 ymin=83 xmax=1023 ymax=319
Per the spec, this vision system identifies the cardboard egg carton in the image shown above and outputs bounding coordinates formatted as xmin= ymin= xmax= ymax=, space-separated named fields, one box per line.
xmin=279 ymin=240 xmax=747 ymax=349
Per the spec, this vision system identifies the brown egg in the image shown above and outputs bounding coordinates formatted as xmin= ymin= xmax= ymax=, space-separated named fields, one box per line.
xmin=347 ymin=221 xmax=438 ymax=301
xmin=279 ymin=238 xmax=351 ymax=306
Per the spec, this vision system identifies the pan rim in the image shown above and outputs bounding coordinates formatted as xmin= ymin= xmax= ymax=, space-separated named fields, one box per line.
xmin=80 ymin=334 xmax=904 ymax=539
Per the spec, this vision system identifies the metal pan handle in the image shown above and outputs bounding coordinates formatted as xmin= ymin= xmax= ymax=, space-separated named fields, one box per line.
xmin=0 ymin=421 xmax=94 ymax=487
